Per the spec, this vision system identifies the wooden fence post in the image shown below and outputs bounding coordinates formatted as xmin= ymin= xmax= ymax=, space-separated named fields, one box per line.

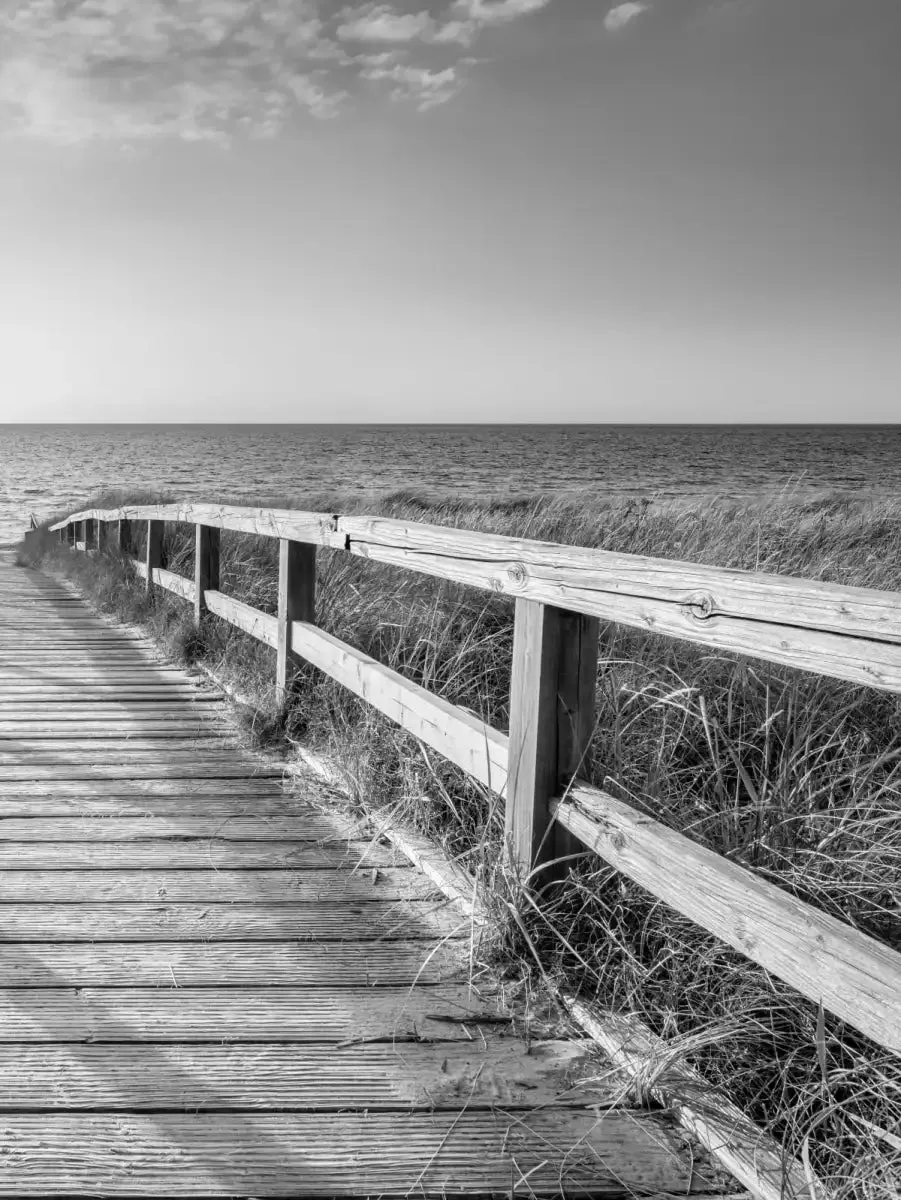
xmin=277 ymin=539 xmax=316 ymax=706
xmin=66 ymin=523 xmax=74 ymax=547
xmin=194 ymin=524 xmax=221 ymax=630
xmin=117 ymin=519 xmax=132 ymax=556
xmin=145 ymin=520 xmax=163 ymax=596
xmin=83 ymin=518 xmax=95 ymax=551
xmin=506 ymin=598 xmax=599 ymax=884
xmin=97 ymin=521 xmax=109 ymax=553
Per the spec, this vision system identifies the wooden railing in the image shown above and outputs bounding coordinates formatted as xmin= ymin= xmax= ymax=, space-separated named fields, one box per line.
xmin=48 ymin=503 xmax=901 ymax=1057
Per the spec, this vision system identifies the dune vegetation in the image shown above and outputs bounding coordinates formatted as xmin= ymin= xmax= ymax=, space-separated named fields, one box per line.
xmin=19 ymin=489 xmax=901 ymax=1199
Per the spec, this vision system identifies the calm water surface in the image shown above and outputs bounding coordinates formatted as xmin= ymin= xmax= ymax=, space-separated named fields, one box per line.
xmin=2 ymin=424 xmax=900 ymax=544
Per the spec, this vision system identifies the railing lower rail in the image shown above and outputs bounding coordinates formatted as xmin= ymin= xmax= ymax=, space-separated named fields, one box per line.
xmin=43 ymin=502 xmax=901 ymax=1056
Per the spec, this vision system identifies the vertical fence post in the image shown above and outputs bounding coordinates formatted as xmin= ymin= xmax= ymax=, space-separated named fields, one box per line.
xmin=277 ymin=540 xmax=316 ymax=706
xmin=97 ymin=520 xmax=108 ymax=553
xmin=117 ymin=519 xmax=132 ymax=556
xmin=506 ymin=599 xmax=599 ymax=885
xmin=145 ymin=520 xmax=163 ymax=596
xmin=67 ymin=523 xmax=75 ymax=547
xmin=83 ymin=518 xmax=95 ymax=551
xmin=194 ymin=524 xmax=221 ymax=630
xmin=58 ymin=527 xmax=65 ymax=545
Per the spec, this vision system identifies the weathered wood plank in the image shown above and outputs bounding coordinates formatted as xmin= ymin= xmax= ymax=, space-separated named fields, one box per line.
xmin=0 ymin=689 xmax=220 ymax=701
xmin=340 ymin=514 xmax=901 ymax=692
xmin=290 ymin=620 xmax=508 ymax=794
xmin=0 ymin=1111 xmax=711 ymax=1195
xmin=0 ymin=901 xmax=464 ymax=941
xmin=205 ymin=589 xmax=278 ymax=647
xmin=0 ymin=742 xmax=248 ymax=760
xmin=0 ymin=777 xmax=286 ymax=796
xmin=0 ymin=940 xmax=467 ymax=986
xmin=0 ymin=840 xmax=399 ymax=868
xmin=0 ymin=666 xmax=186 ymax=677
xmin=194 ymin=523 xmax=220 ymax=627
xmin=278 ymin=539 xmax=316 ymax=703
xmin=0 ymin=816 xmax=359 ymax=841
xmin=0 ymin=985 xmax=508 ymax=1042
xmin=555 ymin=783 xmax=901 ymax=1055
xmin=0 ymin=763 xmax=284 ymax=780
xmin=54 ymin=501 xmax=341 ymax=547
xmin=507 ymin=602 xmax=600 ymax=874
xmin=0 ymin=1040 xmax=601 ymax=1110
xmin=145 ymin=518 xmax=164 ymax=596
xmin=0 ymin=795 xmax=305 ymax=817
xmin=0 ymin=725 xmax=222 ymax=738
xmin=0 ymin=868 xmax=436 ymax=902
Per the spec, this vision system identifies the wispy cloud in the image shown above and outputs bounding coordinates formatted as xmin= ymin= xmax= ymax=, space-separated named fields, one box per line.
xmin=604 ymin=2 xmax=649 ymax=33
xmin=0 ymin=0 xmax=553 ymax=143
xmin=0 ymin=0 xmax=346 ymax=143
xmin=360 ymin=61 xmax=461 ymax=108
xmin=337 ymin=5 xmax=435 ymax=42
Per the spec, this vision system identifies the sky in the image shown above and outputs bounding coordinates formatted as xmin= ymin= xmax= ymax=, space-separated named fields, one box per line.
xmin=0 ymin=0 xmax=899 ymax=423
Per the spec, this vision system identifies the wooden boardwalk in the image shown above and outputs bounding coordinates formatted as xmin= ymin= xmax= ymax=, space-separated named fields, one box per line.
xmin=0 ymin=555 xmax=740 ymax=1197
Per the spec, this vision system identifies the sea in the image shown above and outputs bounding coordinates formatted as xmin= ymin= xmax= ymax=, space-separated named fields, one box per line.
xmin=2 ymin=423 xmax=900 ymax=546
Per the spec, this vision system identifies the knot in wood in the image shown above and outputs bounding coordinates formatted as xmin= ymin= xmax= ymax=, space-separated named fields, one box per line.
xmin=506 ymin=562 xmax=529 ymax=589
xmin=685 ymin=591 xmax=716 ymax=620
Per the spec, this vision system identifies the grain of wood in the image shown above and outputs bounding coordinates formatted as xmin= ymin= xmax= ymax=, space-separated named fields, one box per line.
xmin=290 ymin=620 xmax=508 ymax=793
xmin=278 ymin=539 xmax=315 ymax=701
xmin=0 ymin=1110 xmax=723 ymax=1195
xmin=0 ymin=901 xmax=466 ymax=941
xmin=0 ymin=815 xmax=362 ymax=840
xmin=0 ymin=867 xmax=437 ymax=902
xmin=0 ymin=940 xmax=468 ymax=986
xmin=555 ymin=783 xmax=901 ymax=1055
xmin=0 ymin=985 xmax=509 ymax=1043
xmin=0 ymin=1040 xmax=603 ymax=1110
xmin=0 ymin=840 xmax=399 ymax=868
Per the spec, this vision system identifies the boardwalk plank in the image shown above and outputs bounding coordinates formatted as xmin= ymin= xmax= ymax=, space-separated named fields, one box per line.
xmin=0 ymin=985 xmax=509 ymax=1042
xmin=0 ymin=901 xmax=464 ymax=940
xmin=0 ymin=816 xmax=356 ymax=839
xmin=0 ymin=941 xmax=468 ymax=986
xmin=0 ymin=1111 xmax=717 ymax=1195
xmin=0 ymin=840 xmax=399 ymax=868
xmin=0 ymin=1041 xmax=605 ymax=1110
xmin=0 ymin=867 xmax=437 ymax=902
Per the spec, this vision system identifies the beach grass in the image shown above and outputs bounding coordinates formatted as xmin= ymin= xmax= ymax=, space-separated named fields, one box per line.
xmin=18 ymin=489 xmax=901 ymax=1199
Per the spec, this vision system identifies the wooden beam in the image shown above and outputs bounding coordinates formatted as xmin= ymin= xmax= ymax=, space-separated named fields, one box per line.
xmin=506 ymin=600 xmax=598 ymax=879
xmin=194 ymin=525 xmax=221 ymax=629
xmin=144 ymin=520 xmax=163 ymax=597
xmin=290 ymin=621 xmax=508 ymax=793
xmin=277 ymin=540 xmax=316 ymax=705
xmin=205 ymin=591 xmax=276 ymax=647
xmin=554 ymin=782 xmax=901 ymax=1056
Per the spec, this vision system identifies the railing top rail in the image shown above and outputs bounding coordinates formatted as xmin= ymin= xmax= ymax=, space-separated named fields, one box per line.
xmin=51 ymin=501 xmax=901 ymax=692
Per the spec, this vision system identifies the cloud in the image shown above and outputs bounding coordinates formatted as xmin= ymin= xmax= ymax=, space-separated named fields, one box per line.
xmin=337 ymin=4 xmax=434 ymax=41
xmin=452 ymin=0 xmax=551 ymax=22
xmin=604 ymin=2 xmax=649 ymax=32
xmin=0 ymin=0 xmax=553 ymax=142
xmin=361 ymin=61 xmax=461 ymax=109
xmin=0 ymin=0 xmax=346 ymax=143
xmin=336 ymin=4 xmax=477 ymax=47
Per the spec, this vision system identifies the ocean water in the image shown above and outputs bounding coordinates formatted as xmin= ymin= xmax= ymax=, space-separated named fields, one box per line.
xmin=2 ymin=423 xmax=900 ymax=546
